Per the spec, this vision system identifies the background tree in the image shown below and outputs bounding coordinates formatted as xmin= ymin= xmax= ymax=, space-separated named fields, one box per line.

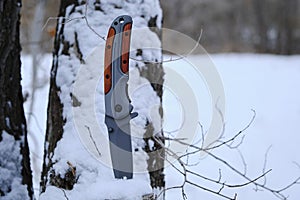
xmin=19 ymin=0 xmax=300 ymax=56
xmin=0 ymin=0 xmax=33 ymax=199
xmin=161 ymin=0 xmax=300 ymax=54
xmin=40 ymin=0 xmax=164 ymax=199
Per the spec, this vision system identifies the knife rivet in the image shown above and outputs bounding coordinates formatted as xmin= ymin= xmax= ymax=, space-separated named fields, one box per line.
xmin=115 ymin=104 xmax=122 ymax=112
xmin=108 ymin=127 xmax=113 ymax=133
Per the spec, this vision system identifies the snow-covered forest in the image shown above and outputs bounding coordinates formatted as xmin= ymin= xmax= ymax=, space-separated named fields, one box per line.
xmin=1 ymin=0 xmax=300 ymax=200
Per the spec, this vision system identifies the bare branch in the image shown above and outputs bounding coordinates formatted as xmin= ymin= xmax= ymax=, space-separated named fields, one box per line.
xmin=129 ymin=30 xmax=203 ymax=64
xmin=42 ymin=0 xmax=106 ymax=41
xmin=186 ymin=166 xmax=271 ymax=188
xmin=61 ymin=189 xmax=69 ymax=200
xmin=155 ymin=137 xmax=239 ymax=200
xmin=277 ymin=176 xmax=300 ymax=193
xmin=186 ymin=180 xmax=236 ymax=200
xmin=161 ymin=108 xmax=299 ymax=200
xmin=228 ymin=134 xmax=246 ymax=149
xmin=42 ymin=16 xmax=84 ymax=31
xmin=207 ymin=109 xmax=256 ymax=151
xmin=85 ymin=125 xmax=102 ymax=157
xmin=190 ymin=122 xmax=206 ymax=149
xmin=237 ymin=148 xmax=247 ymax=175
xmin=262 ymin=145 xmax=272 ymax=186
xmin=293 ymin=161 xmax=300 ymax=170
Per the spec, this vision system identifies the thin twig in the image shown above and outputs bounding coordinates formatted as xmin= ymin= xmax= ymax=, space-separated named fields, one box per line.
xmin=129 ymin=30 xmax=203 ymax=64
xmin=186 ymin=168 xmax=271 ymax=188
xmin=293 ymin=161 xmax=300 ymax=170
xmin=262 ymin=145 xmax=272 ymax=186
xmin=42 ymin=16 xmax=85 ymax=31
xmin=85 ymin=125 xmax=102 ymax=157
xmin=61 ymin=189 xmax=69 ymax=200
xmin=25 ymin=112 xmax=43 ymax=133
xmin=155 ymin=137 xmax=238 ymax=200
xmin=42 ymin=0 xmax=106 ymax=41
xmin=160 ymin=108 xmax=299 ymax=200
xmin=207 ymin=109 xmax=256 ymax=150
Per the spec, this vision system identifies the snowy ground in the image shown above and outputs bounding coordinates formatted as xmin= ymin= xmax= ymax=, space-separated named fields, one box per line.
xmin=21 ymin=53 xmax=300 ymax=199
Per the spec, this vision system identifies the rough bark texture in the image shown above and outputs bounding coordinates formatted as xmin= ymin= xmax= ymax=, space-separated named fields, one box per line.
xmin=40 ymin=0 xmax=165 ymax=198
xmin=40 ymin=0 xmax=77 ymax=192
xmin=143 ymin=122 xmax=165 ymax=192
xmin=0 ymin=0 xmax=33 ymax=198
xmin=140 ymin=49 xmax=165 ymax=196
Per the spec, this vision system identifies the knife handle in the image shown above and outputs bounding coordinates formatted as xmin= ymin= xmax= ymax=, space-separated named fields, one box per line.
xmin=104 ymin=16 xmax=132 ymax=95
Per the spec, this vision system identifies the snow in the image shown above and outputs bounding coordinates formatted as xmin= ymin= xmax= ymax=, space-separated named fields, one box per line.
xmin=18 ymin=2 xmax=300 ymax=199
xmin=23 ymin=0 xmax=163 ymax=199
xmin=22 ymin=53 xmax=300 ymax=199
xmin=163 ymin=54 xmax=300 ymax=200
xmin=21 ymin=54 xmax=52 ymax=195
xmin=0 ymin=132 xmax=29 ymax=200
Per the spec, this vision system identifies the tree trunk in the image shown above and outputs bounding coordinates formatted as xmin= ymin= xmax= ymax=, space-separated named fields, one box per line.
xmin=0 ymin=0 xmax=34 ymax=199
xmin=277 ymin=0 xmax=298 ymax=55
xmin=253 ymin=0 xmax=269 ymax=53
xmin=40 ymin=0 xmax=164 ymax=199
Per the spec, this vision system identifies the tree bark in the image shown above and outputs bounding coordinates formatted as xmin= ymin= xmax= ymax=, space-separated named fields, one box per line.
xmin=253 ymin=0 xmax=269 ymax=53
xmin=277 ymin=0 xmax=298 ymax=55
xmin=0 ymin=0 xmax=33 ymax=199
xmin=40 ymin=0 xmax=74 ymax=193
xmin=40 ymin=0 xmax=164 ymax=199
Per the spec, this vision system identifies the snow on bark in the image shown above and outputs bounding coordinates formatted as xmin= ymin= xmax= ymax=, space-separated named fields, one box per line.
xmin=0 ymin=0 xmax=34 ymax=199
xmin=41 ymin=0 xmax=164 ymax=199
xmin=0 ymin=132 xmax=29 ymax=200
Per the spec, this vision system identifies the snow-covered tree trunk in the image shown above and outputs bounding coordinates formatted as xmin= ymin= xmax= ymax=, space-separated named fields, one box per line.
xmin=0 ymin=0 xmax=34 ymax=199
xmin=40 ymin=0 xmax=164 ymax=199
